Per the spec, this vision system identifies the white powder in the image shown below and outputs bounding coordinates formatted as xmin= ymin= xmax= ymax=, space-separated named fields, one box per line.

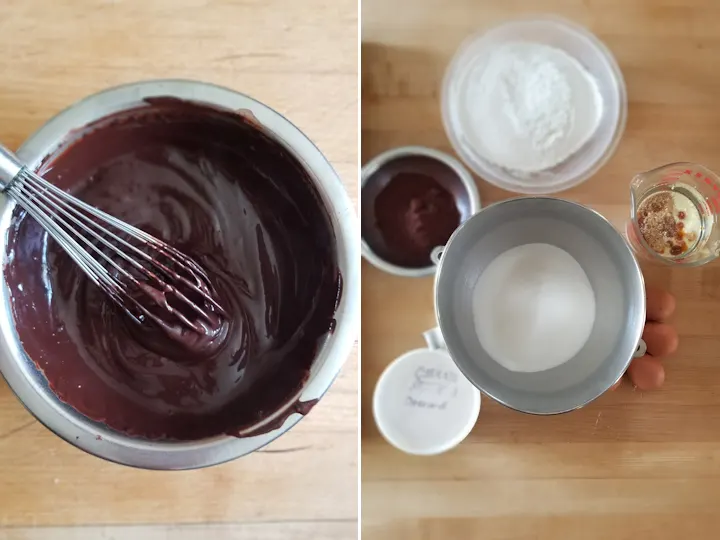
xmin=472 ymin=243 xmax=596 ymax=373
xmin=463 ymin=42 xmax=603 ymax=173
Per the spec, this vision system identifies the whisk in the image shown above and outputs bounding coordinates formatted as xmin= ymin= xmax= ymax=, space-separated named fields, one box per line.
xmin=0 ymin=144 xmax=226 ymax=337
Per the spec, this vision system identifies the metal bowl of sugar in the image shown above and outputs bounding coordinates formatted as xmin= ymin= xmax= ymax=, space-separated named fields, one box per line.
xmin=441 ymin=16 xmax=627 ymax=195
xmin=434 ymin=198 xmax=646 ymax=415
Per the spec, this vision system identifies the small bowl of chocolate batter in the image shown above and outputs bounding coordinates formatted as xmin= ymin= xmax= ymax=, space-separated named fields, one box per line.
xmin=0 ymin=80 xmax=359 ymax=469
xmin=361 ymin=146 xmax=480 ymax=277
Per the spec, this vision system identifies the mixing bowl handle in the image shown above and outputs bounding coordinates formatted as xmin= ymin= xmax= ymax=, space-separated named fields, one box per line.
xmin=634 ymin=338 xmax=647 ymax=358
xmin=430 ymin=245 xmax=444 ymax=266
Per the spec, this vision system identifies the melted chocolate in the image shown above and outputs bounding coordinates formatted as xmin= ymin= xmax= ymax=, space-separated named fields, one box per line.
xmin=374 ymin=173 xmax=460 ymax=267
xmin=362 ymin=155 xmax=471 ymax=268
xmin=4 ymin=99 xmax=341 ymax=440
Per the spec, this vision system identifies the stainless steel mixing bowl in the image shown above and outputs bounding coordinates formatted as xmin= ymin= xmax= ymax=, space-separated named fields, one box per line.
xmin=434 ymin=197 xmax=645 ymax=414
xmin=0 ymin=80 xmax=359 ymax=469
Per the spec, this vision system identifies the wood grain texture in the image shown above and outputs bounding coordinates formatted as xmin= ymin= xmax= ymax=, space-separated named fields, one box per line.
xmin=0 ymin=522 xmax=354 ymax=540
xmin=361 ymin=0 xmax=720 ymax=538
xmin=0 ymin=0 xmax=358 ymax=538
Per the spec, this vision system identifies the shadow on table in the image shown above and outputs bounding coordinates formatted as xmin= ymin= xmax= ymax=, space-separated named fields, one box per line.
xmin=361 ymin=41 xmax=451 ymax=164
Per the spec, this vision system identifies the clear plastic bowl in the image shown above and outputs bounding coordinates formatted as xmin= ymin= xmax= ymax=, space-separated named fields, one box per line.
xmin=441 ymin=16 xmax=627 ymax=195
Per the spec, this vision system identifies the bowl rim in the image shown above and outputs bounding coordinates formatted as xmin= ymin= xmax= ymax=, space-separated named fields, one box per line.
xmin=361 ymin=145 xmax=481 ymax=277
xmin=0 ymin=79 xmax=359 ymax=469
xmin=441 ymin=14 xmax=628 ymax=195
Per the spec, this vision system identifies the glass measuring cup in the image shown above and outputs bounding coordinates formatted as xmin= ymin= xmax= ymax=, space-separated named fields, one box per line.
xmin=628 ymin=162 xmax=720 ymax=266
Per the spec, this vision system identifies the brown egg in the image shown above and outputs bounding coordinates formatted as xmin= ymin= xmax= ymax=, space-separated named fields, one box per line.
xmin=627 ymin=355 xmax=665 ymax=390
xmin=643 ymin=323 xmax=679 ymax=357
xmin=645 ymin=287 xmax=676 ymax=322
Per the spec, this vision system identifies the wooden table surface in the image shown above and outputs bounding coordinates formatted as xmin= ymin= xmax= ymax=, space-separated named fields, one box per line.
xmin=362 ymin=0 xmax=720 ymax=538
xmin=0 ymin=1 xmax=358 ymax=539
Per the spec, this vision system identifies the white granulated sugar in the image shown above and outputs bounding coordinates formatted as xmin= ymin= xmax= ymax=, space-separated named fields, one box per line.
xmin=472 ymin=243 xmax=596 ymax=373
xmin=464 ymin=42 xmax=603 ymax=173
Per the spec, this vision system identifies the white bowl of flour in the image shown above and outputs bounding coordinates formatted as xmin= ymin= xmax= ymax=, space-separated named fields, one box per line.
xmin=441 ymin=16 xmax=627 ymax=194
xmin=434 ymin=198 xmax=646 ymax=415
